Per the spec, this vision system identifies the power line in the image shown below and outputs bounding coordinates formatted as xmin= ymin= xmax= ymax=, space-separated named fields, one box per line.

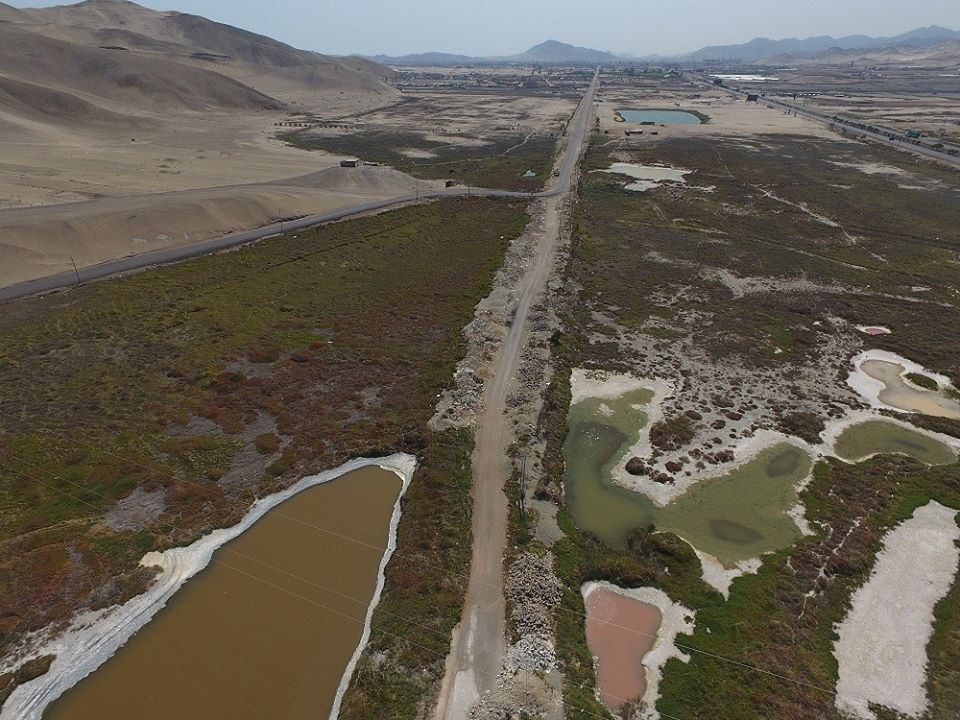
xmin=2 ymin=425 xmax=844 ymax=704
xmin=3 ymin=445 xmax=841 ymax=719
xmin=4 ymin=437 xmax=862 ymax=720
xmin=2 ymin=449 xmax=676 ymax=719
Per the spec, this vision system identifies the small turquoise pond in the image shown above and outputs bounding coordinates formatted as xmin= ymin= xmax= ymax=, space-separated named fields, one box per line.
xmin=616 ymin=109 xmax=704 ymax=125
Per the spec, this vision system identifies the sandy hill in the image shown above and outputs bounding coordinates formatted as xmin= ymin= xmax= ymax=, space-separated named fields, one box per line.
xmin=511 ymin=40 xmax=618 ymax=64
xmin=11 ymin=0 xmax=395 ymax=99
xmin=0 ymin=22 xmax=280 ymax=118
xmin=0 ymin=1 xmax=25 ymax=21
xmin=0 ymin=0 xmax=395 ymax=131
xmin=0 ymin=73 xmax=145 ymax=126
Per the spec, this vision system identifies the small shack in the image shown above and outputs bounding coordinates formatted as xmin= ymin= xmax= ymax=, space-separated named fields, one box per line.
xmin=340 ymin=159 xmax=359 ymax=168
xmin=746 ymin=94 xmax=759 ymax=103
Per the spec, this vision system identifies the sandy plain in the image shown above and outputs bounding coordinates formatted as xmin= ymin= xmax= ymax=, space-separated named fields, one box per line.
xmin=834 ymin=501 xmax=960 ymax=720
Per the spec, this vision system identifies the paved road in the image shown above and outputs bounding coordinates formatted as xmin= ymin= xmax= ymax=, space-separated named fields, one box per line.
xmin=0 ymin=87 xmax=587 ymax=305
xmin=431 ymin=69 xmax=598 ymax=720
xmin=687 ymin=73 xmax=960 ymax=168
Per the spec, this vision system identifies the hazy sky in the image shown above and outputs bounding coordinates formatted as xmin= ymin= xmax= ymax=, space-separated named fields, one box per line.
xmin=11 ymin=0 xmax=960 ymax=56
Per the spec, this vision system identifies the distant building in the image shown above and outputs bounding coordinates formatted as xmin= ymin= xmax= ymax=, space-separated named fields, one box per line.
xmin=340 ymin=159 xmax=359 ymax=168
xmin=746 ymin=94 xmax=759 ymax=102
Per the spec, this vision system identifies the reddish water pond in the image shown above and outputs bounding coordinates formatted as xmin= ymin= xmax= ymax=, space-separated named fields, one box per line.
xmin=584 ymin=585 xmax=662 ymax=711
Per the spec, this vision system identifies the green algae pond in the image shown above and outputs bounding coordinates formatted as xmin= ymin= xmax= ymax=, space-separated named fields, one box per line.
xmin=834 ymin=420 xmax=956 ymax=466
xmin=563 ymin=384 xmax=959 ymax=565
xmin=563 ymin=393 xmax=811 ymax=565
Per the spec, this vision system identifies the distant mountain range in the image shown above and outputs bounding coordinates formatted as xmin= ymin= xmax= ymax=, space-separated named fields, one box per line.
xmin=368 ymin=40 xmax=619 ymax=66
xmin=368 ymin=27 xmax=960 ymax=66
xmin=514 ymin=40 xmax=620 ymax=63
xmin=761 ymin=38 xmax=960 ymax=67
xmin=677 ymin=25 xmax=960 ymax=62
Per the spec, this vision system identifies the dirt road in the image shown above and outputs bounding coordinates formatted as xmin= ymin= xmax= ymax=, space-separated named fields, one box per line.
xmin=432 ymin=71 xmax=598 ymax=720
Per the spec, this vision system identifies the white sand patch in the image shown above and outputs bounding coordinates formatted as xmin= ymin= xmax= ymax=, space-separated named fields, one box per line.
xmin=702 ymin=268 xmax=847 ymax=299
xmin=833 ymin=501 xmax=960 ymax=719
xmin=569 ymin=367 xmax=660 ymax=406
xmin=582 ymin=582 xmax=695 ymax=719
xmin=830 ymin=160 xmax=908 ymax=177
xmin=595 ymin=163 xmax=691 ymax=193
xmin=399 ymin=148 xmax=438 ymax=159
xmin=0 ymin=454 xmax=417 ymax=720
xmin=787 ymin=501 xmax=814 ymax=537
xmin=693 ymin=551 xmax=763 ymax=598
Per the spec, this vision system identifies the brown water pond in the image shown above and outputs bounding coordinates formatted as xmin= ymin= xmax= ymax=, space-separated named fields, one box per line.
xmin=584 ymin=585 xmax=662 ymax=712
xmin=861 ymin=360 xmax=960 ymax=419
xmin=44 ymin=466 xmax=401 ymax=720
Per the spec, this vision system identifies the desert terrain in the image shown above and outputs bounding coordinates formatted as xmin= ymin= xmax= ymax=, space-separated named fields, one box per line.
xmin=0 ymin=0 xmax=402 ymax=286
xmin=2 ymin=6 xmax=960 ymax=720
xmin=0 ymin=3 xmax=585 ymax=289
